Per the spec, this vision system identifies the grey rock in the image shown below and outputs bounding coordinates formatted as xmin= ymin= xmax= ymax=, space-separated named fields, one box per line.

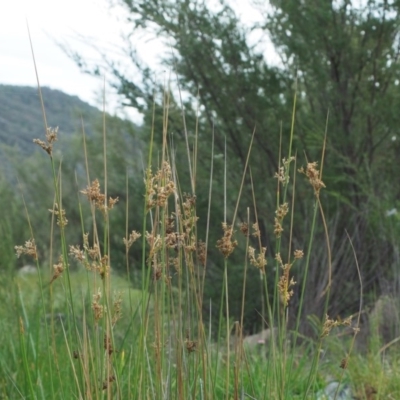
xmin=316 ymin=381 xmax=353 ymax=400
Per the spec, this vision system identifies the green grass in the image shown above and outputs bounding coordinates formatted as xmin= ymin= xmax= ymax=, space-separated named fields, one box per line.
xmin=1 ymin=80 xmax=400 ymax=400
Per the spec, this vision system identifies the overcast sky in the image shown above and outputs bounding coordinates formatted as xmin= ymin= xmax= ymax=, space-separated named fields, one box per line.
xmin=1 ymin=0 xmax=154 ymax=122
xmin=1 ymin=0 xmax=272 ymax=123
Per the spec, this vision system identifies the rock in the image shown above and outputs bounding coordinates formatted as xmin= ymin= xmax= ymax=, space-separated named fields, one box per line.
xmin=316 ymin=381 xmax=353 ymax=400
xmin=18 ymin=265 xmax=37 ymax=274
xmin=243 ymin=328 xmax=277 ymax=348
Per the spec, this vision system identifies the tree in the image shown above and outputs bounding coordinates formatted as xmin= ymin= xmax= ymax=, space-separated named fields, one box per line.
xmin=70 ymin=0 xmax=400 ymax=333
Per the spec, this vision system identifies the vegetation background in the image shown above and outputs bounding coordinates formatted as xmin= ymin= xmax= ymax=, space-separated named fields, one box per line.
xmin=1 ymin=0 xmax=400 ymax=398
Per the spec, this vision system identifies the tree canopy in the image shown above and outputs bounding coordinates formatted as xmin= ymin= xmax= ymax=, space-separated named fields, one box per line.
xmin=69 ymin=0 xmax=400 ymax=333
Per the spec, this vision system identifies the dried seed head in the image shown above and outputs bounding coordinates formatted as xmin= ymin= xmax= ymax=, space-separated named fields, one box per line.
xmin=83 ymin=233 xmax=89 ymax=248
xmin=274 ymin=157 xmax=295 ymax=185
xmin=252 ymin=222 xmax=261 ymax=238
xmin=248 ymin=246 xmax=267 ymax=272
xmin=92 ymin=289 xmax=103 ymax=322
xmin=87 ymin=242 xmax=100 ymax=261
xmin=153 ymin=267 xmax=162 ymax=281
xmin=274 ymin=218 xmax=284 ymax=238
xmin=112 ymin=292 xmax=123 ymax=326
xmin=102 ymin=375 xmax=116 ymax=390
xmin=275 ymin=203 xmax=289 ymax=220
xmin=294 ymin=249 xmax=304 ymax=260
xmin=145 ymin=162 xmax=176 ymax=211
xmin=165 ymin=216 xmax=175 ymax=234
xmin=157 ymin=181 xmax=175 ymax=207
xmin=181 ymin=194 xmax=199 ymax=234
xmin=277 ymin=274 xmax=296 ymax=307
xmin=104 ymin=334 xmax=114 ymax=355
xmin=49 ymin=204 xmax=68 ymax=228
xmin=81 ymin=179 xmax=104 ymax=204
xmin=274 ymin=166 xmax=286 ymax=184
xmin=340 ymin=358 xmax=348 ymax=369
xmin=197 ymin=240 xmax=207 ymax=267
xmin=184 ymin=239 xmax=196 ymax=254
xmin=239 ymin=222 xmax=249 ymax=236
xmin=165 ymin=231 xmax=180 ymax=250
xmin=216 ymin=223 xmax=238 ymax=258
xmin=69 ymin=245 xmax=85 ymax=262
xmin=321 ymin=315 xmax=338 ymax=338
xmin=45 ymin=126 xmax=58 ymax=144
xmin=50 ymin=256 xmax=65 ymax=284
xmin=108 ymin=196 xmax=119 ymax=209
xmin=321 ymin=314 xmax=352 ymax=338
xmin=146 ymin=232 xmax=163 ymax=260
xmin=299 ymin=162 xmax=325 ymax=195
xmin=15 ymin=239 xmax=38 ymax=260
xmin=123 ymin=230 xmax=141 ymax=250
xmin=81 ymin=179 xmax=118 ymax=213
xmin=33 ymin=126 xmax=58 ymax=156
xmin=99 ymin=255 xmax=109 ymax=280
xmin=185 ymin=338 xmax=197 ymax=354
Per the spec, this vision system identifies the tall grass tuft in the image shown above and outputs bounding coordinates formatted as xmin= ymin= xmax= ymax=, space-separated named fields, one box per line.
xmin=6 ymin=41 xmax=397 ymax=400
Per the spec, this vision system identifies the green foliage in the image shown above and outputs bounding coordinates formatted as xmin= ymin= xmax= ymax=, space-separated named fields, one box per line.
xmin=0 ymin=85 xmax=144 ymax=276
xmin=69 ymin=0 xmax=400 ymax=335
xmin=0 ymin=85 xmax=100 ymax=157
xmin=1 ymin=80 xmax=400 ymax=399
xmin=266 ymin=0 xmax=400 ymax=199
xmin=3 ymin=2 xmax=400 ymax=396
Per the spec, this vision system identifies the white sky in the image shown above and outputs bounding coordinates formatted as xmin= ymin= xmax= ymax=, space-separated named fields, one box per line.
xmin=0 ymin=0 xmax=274 ymax=123
xmin=0 ymin=0 xmax=155 ymax=122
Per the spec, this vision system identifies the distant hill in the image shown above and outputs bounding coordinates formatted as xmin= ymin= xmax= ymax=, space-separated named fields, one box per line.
xmin=0 ymin=85 xmax=106 ymax=155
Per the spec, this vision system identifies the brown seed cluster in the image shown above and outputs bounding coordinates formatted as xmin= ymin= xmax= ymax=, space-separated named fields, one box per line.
xmin=185 ymin=338 xmax=197 ymax=354
xmin=274 ymin=157 xmax=295 ymax=185
xmin=179 ymin=194 xmax=199 ymax=271
xmin=15 ymin=239 xmax=38 ymax=260
xmin=181 ymin=194 xmax=198 ymax=237
xmin=33 ymin=126 xmax=58 ymax=156
xmin=321 ymin=314 xmax=352 ymax=339
xmin=340 ymin=357 xmax=348 ymax=369
xmin=145 ymin=162 xmax=175 ymax=211
xmin=112 ymin=292 xmax=123 ymax=326
xmin=92 ymin=288 xmax=104 ymax=323
xmin=185 ymin=330 xmax=197 ymax=354
xmin=49 ymin=203 xmax=68 ymax=228
xmin=294 ymin=249 xmax=304 ymax=259
xmin=101 ymin=333 xmax=117 ymax=389
xmin=239 ymin=222 xmax=249 ymax=236
xmin=102 ymin=375 xmax=116 ymax=391
xmin=248 ymin=246 xmax=267 ymax=273
xmin=241 ymin=222 xmax=263 ymax=238
xmin=146 ymin=233 xmax=163 ymax=263
xmin=69 ymin=234 xmax=109 ymax=279
xmin=123 ymin=230 xmax=141 ymax=251
xmin=145 ymin=190 xmax=204 ymax=279
xmin=197 ymin=240 xmax=207 ymax=267
xmin=49 ymin=256 xmax=65 ymax=284
xmin=216 ymin=222 xmax=238 ymax=258
xmin=104 ymin=334 xmax=114 ymax=355
xmin=81 ymin=179 xmax=119 ymax=214
xmin=276 ymin=250 xmax=304 ymax=307
xmin=274 ymin=203 xmax=289 ymax=238
xmin=298 ymin=162 xmax=325 ymax=195
xmin=252 ymin=222 xmax=261 ymax=238
xmin=144 ymin=229 xmax=165 ymax=280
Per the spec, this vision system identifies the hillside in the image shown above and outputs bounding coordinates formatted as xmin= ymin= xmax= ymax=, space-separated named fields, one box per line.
xmin=0 ymin=85 xmax=104 ymax=155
